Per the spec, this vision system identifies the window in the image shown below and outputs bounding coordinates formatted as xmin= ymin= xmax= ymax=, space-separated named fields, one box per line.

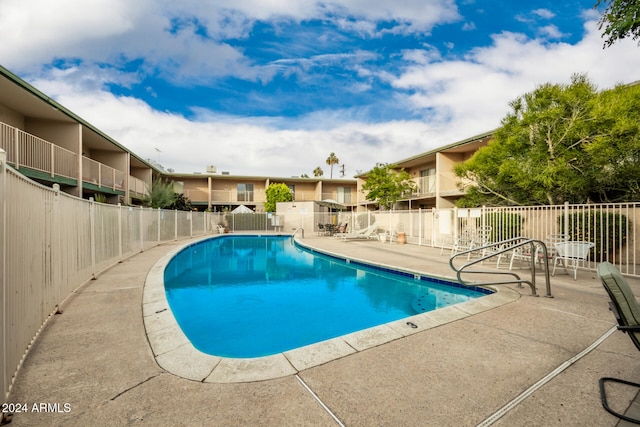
xmin=419 ymin=168 xmax=436 ymax=194
xmin=287 ymin=184 xmax=295 ymax=200
xmin=337 ymin=187 xmax=351 ymax=203
xmin=237 ymin=183 xmax=254 ymax=202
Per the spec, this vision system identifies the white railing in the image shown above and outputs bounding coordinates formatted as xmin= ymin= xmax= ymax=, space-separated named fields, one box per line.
xmin=82 ymin=156 xmax=126 ymax=190
xmin=0 ymin=121 xmax=78 ymax=180
xmin=278 ymin=203 xmax=639 ymax=276
xmin=0 ymin=151 xmax=215 ymax=402
xmin=210 ymin=189 xmax=266 ymax=204
xmin=128 ymin=175 xmax=149 ymax=198
xmin=320 ymin=192 xmax=353 ymax=204
xmin=412 ymin=176 xmax=436 ymax=196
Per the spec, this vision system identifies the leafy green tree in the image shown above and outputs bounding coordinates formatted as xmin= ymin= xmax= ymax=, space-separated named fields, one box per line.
xmin=595 ymin=0 xmax=640 ymax=48
xmin=455 ymin=74 xmax=599 ymax=206
xmin=167 ymin=193 xmax=194 ymax=211
xmin=456 ymin=75 xmax=640 ymax=206
xmin=264 ymin=183 xmax=293 ymax=212
xmin=326 ymin=153 xmax=339 ymax=178
xmin=144 ymin=178 xmax=177 ymax=209
xmin=313 ymin=166 xmax=324 ymax=177
xmin=586 ymin=82 xmax=640 ymax=202
xmin=361 ymin=163 xmax=416 ymax=209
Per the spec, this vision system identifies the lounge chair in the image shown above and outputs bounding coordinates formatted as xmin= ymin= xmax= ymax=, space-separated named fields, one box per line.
xmin=509 ymin=234 xmax=568 ymax=271
xmin=339 ymin=223 xmax=379 ymax=240
xmin=597 ymin=262 xmax=640 ymax=424
xmin=552 ymin=241 xmax=594 ymax=280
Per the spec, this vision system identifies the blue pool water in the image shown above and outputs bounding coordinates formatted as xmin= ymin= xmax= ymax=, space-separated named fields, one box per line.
xmin=164 ymin=235 xmax=490 ymax=358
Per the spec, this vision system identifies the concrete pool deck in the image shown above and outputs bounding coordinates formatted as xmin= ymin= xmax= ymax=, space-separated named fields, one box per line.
xmin=6 ymin=235 xmax=640 ymax=426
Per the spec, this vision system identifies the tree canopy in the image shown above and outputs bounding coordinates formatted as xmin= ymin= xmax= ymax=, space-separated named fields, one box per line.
xmin=264 ymin=183 xmax=293 ymax=212
xmin=455 ymin=74 xmax=640 ymax=206
xmin=326 ymin=152 xmax=339 ymax=178
xmin=595 ymin=0 xmax=640 ymax=48
xmin=143 ymin=178 xmax=194 ymax=210
xmin=361 ymin=163 xmax=416 ymax=209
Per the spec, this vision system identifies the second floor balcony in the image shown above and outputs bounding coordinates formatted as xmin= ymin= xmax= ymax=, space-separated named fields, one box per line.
xmin=1 ymin=121 xmax=78 ymax=182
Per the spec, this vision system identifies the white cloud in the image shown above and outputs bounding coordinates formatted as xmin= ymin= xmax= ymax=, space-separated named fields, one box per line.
xmin=390 ymin=20 xmax=640 ymax=141
xmin=538 ymin=24 xmax=566 ymax=39
xmin=532 ymin=9 xmax=555 ymax=20
xmin=4 ymin=4 xmax=640 ymax=180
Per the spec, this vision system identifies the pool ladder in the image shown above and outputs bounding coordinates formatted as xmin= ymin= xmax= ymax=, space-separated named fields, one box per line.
xmin=449 ymin=237 xmax=553 ymax=298
xmin=291 ymin=227 xmax=304 ymax=240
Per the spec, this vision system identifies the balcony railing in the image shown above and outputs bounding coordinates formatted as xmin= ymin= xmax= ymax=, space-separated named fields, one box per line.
xmin=0 ymin=121 xmax=78 ymax=180
xmin=210 ymin=189 xmax=266 ymax=204
xmin=412 ymin=176 xmax=436 ymax=196
xmin=184 ymin=188 xmax=209 ymax=203
xmin=129 ymin=175 xmax=149 ymax=198
xmin=82 ymin=156 xmax=125 ymax=191
xmin=320 ymin=192 xmax=353 ymax=204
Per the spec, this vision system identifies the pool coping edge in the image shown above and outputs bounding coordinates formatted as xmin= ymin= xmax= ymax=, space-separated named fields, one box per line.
xmin=142 ymin=234 xmax=520 ymax=383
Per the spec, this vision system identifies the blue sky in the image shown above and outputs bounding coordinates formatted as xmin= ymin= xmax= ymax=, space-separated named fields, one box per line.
xmin=1 ymin=0 xmax=638 ymax=177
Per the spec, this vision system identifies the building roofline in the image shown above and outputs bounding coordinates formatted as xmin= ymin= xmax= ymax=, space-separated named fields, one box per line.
xmin=394 ymin=128 xmax=496 ymax=166
xmin=165 ymin=172 xmax=356 ymax=182
xmin=0 ymin=64 xmax=158 ymax=171
xmin=355 ymin=128 xmax=496 ymax=178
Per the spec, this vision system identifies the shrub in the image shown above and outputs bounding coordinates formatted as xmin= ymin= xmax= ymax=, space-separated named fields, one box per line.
xmin=482 ymin=212 xmax=524 ymax=242
xmin=558 ymin=211 xmax=630 ymax=262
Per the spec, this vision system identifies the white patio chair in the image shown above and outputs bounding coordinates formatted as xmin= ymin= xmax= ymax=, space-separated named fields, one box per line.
xmin=552 ymin=241 xmax=595 ymax=280
xmin=509 ymin=233 xmax=568 ymax=271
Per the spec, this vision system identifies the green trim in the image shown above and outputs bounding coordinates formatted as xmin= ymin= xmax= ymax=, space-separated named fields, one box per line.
xmin=0 ymin=64 xmax=158 ymax=172
xmin=12 ymin=165 xmax=77 ymax=186
xmin=81 ymin=182 xmax=125 ymax=196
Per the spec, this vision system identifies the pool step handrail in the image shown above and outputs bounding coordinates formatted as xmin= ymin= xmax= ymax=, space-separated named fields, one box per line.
xmin=449 ymin=237 xmax=553 ymax=298
xmin=291 ymin=227 xmax=304 ymax=240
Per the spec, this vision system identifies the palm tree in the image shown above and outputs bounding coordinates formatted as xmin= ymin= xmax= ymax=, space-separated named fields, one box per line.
xmin=325 ymin=153 xmax=339 ymax=179
xmin=313 ymin=166 xmax=324 ymax=177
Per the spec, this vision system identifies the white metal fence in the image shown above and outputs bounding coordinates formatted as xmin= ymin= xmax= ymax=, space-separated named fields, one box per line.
xmin=276 ymin=204 xmax=639 ymax=276
xmin=0 ymin=151 xmax=216 ymax=402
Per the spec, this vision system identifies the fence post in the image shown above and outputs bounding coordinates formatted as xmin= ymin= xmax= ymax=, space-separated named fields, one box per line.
xmin=89 ymin=197 xmax=96 ymax=279
xmin=564 ymin=202 xmax=570 ymax=237
xmin=174 ymin=210 xmax=178 ymax=241
xmin=139 ymin=206 xmax=144 ymax=253
xmin=50 ymin=144 xmax=55 ymax=178
xmin=52 ymin=184 xmax=61 ymax=310
xmin=453 ymin=206 xmax=458 ymax=243
xmin=0 ymin=149 xmax=6 ymax=401
xmin=13 ymin=127 xmax=19 ymax=169
xmin=157 ymin=208 xmax=161 ymax=244
xmin=117 ymin=203 xmax=123 ymax=261
xmin=418 ymin=208 xmax=422 ymax=246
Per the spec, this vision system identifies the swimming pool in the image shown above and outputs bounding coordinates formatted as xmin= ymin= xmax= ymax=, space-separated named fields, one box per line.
xmin=163 ymin=235 xmax=491 ymax=358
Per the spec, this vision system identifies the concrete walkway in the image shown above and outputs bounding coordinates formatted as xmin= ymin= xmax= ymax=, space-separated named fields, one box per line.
xmin=6 ymin=236 xmax=640 ymax=426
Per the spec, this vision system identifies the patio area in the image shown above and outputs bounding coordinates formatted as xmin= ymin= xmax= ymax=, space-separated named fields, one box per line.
xmin=6 ymin=235 xmax=640 ymax=426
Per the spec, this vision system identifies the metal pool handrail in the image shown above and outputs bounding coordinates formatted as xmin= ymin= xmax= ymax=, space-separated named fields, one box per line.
xmin=449 ymin=237 xmax=553 ymax=298
xmin=291 ymin=227 xmax=304 ymax=241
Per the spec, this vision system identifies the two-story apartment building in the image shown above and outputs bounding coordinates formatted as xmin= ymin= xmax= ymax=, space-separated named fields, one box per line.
xmin=355 ymin=131 xmax=493 ymax=210
xmin=0 ymin=65 xmax=153 ymax=204
xmin=171 ymin=172 xmax=356 ymax=211
xmin=0 ymin=65 xmax=358 ymax=209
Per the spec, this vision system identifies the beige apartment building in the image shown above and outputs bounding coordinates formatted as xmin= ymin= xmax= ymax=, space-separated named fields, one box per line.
xmin=0 ymin=64 xmax=492 ymax=211
xmin=356 ymin=131 xmax=493 ymax=210
xmin=173 ymin=172 xmax=357 ymax=211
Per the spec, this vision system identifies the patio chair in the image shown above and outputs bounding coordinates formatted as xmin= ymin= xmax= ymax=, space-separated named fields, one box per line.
xmin=597 ymin=262 xmax=640 ymax=424
xmin=450 ymin=230 xmax=475 ymax=258
xmin=339 ymin=223 xmax=379 ymax=240
xmin=552 ymin=241 xmax=594 ymax=280
xmin=509 ymin=234 xmax=568 ymax=271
